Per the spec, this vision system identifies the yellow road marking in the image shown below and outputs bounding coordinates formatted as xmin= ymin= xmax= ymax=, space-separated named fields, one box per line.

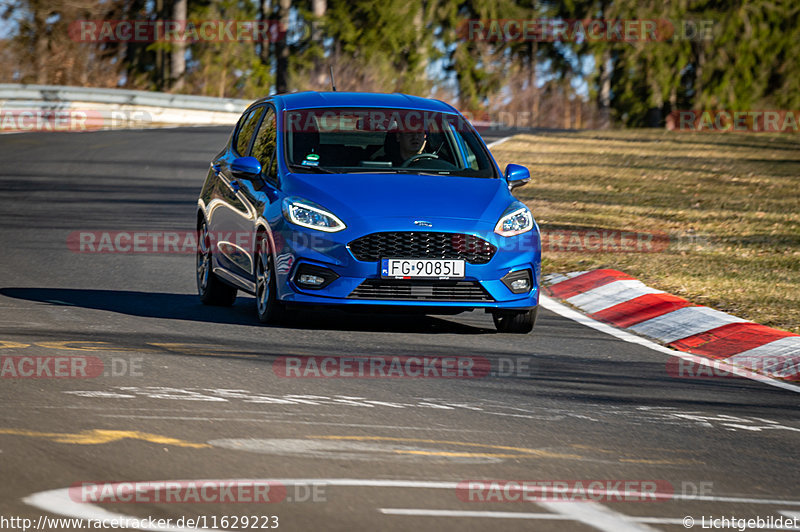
xmin=393 ymin=450 xmax=528 ymax=458
xmin=619 ymin=458 xmax=700 ymax=465
xmin=308 ymin=435 xmax=582 ymax=460
xmin=0 ymin=341 xmax=30 ymax=349
xmin=313 ymin=436 xmax=703 ymax=464
xmin=35 ymin=341 xmax=141 ymax=352
xmin=0 ymin=428 xmax=210 ymax=448
xmin=2 ymin=339 xmax=258 ymax=358
xmin=570 ymin=444 xmax=614 ymax=453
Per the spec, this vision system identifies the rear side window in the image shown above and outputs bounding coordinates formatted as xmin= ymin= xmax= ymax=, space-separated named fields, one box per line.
xmin=235 ymin=107 xmax=265 ymax=155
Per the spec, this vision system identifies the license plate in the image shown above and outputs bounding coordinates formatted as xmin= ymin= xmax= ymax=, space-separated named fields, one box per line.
xmin=381 ymin=259 xmax=465 ymax=279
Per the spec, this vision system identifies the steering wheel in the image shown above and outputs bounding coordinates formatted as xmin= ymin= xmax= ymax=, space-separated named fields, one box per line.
xmin=401 ymin=153 xmax=439 ymax=168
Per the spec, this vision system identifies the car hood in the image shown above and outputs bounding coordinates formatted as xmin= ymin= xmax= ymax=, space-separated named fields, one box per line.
xmin=284 ymin=172 xmax=510 ymax=222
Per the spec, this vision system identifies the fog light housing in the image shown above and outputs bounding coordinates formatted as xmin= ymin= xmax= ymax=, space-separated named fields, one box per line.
xmin=293 ymin=263 xmax=338 ymax=290
xmin=298 ymin=274 xmax=325 ymax=286
xmin=511 ymin=278 xmax=529 ymax=291
xmin=501 ymin=269 xmax=533 ymax=294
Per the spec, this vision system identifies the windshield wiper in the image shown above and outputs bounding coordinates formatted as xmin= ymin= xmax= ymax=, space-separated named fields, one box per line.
xmin=345 ymin=168 xmax=452 ymax=176
xmin=383 ymin=169 xmax=453 ymax=176
xmin=288 ymin=163 xmax=334 ymax=174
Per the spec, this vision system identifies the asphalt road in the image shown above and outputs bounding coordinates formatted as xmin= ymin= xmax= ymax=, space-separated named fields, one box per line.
xmin=0 ymin=126 xmax=798 ymax=532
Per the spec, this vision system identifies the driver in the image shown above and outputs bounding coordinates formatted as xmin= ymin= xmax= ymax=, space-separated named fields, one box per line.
xmin=380 ymin=129 xmax=428 ymax=167
xmin=397 ymin=130 xmax=426 ymax=162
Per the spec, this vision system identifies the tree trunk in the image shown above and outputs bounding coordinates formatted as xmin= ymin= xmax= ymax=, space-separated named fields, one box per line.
xmin=693 ymin=42 xmax=705 ymax=108
xmin=275 ymin=0 xmax=291 ymax=94
xmin=312 ymin=0 xmax=326 ymax=42
xmin=170 ymin=0 xmax=187 ymax=91
xmin=259 ymin=0 xmax=271 ymax=65
xmin=597 ymin=49 xmax=612 ymax=129
xmin=155 ymin=0 xmax=166 ymax=90
xmin=312 ymin=0 xmax=327 ymax=87
xmin=528 ymin=40 xmax=538 ymax=127
xmin=33 ymin=6 xmax=48 ymax=84
xmin=646 ymin=66 xmax=663 ymax=127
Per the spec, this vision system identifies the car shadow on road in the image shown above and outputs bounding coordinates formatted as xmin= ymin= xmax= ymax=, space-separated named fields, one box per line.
xmin=0 ymin=287 xmax=495 ymax=334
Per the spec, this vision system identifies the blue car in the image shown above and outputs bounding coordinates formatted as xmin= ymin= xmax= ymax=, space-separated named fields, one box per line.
xmin=196 ymin=92 xmax=541 ymax=333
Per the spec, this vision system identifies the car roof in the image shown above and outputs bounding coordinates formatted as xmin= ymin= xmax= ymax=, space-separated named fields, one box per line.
xmin=254 ymin=91 xmax=459 ymax=114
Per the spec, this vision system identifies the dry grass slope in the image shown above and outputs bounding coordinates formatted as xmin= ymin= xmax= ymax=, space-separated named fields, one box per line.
xmin=491 ymin=130 xmax=800 ymax=334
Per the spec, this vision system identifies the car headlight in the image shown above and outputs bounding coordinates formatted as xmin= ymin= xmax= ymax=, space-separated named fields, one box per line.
xmin=494 ymin=203 xmax=533 ymax=237
xmin=282 ymin=198 xmax=346 ymax=232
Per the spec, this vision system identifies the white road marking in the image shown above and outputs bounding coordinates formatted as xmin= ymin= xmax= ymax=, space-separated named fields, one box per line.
xmin=380 ymin=508 xmax=570 ymax=519
xmin=486 ymin=137 xmax=513 ymax=149
xmin=208 ymin=438 xmax=504 ymax=463
xmin=56 ymin=387 xmax=800 ymax=431
xmin=539 ymin=294 xmax=800 ymax=394
xmin=517 ymin=501 xmax=660 ymax=531
xmin=62 ymin=387 xmax=483 ymax=411
xmin=567 ymin=280 xmax=663 ymax=314
xmin=64 ymin=391 xmax=136 ymax=399
xmin=379 ymin=508 xmax=685 ymax=525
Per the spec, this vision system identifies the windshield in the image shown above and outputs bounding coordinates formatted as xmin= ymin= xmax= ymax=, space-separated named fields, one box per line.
xmin=284 ymin=107 xmax=498 ymax=177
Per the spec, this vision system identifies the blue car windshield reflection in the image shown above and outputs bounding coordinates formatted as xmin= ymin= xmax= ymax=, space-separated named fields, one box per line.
xmin=284 ymin=107 xmax=498 ymax=178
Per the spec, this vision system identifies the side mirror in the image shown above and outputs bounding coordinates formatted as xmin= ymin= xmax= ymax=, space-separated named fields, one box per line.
xmin=231 ymin=156 xmax=262 ymax=179
xmin=504 ymin=164 xmax=530 ymax=191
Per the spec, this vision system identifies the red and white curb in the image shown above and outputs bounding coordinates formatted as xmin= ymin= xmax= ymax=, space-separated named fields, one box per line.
xmin=543 ymin=269 xmax=800 ymax=384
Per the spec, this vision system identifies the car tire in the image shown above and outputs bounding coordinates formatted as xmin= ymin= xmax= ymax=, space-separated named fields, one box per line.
xmin=493 ymin=308 xmax=537 ymax=334
xmin=197 ymin=219 xmax=237 ymax=306
xmin=255 ymin=235 xmax=286 ymax=324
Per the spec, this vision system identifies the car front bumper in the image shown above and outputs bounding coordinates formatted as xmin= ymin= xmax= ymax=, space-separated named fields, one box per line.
xmin=270 ymin=216 xmax=541 ymax=311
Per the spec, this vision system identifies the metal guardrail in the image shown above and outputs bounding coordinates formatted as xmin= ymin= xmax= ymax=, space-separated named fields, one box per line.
xmin=0 ymin=84 xmax=256 ymax=129
xmin=0 ymin=84 xmax=253 ymax=113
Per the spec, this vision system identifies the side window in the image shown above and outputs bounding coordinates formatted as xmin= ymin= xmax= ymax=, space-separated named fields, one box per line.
xmin=251 ymin=107 xmax=278 ymax=181
xmin=446 ymin=120 xmax=481 ymax=170
xmin=234 ymin=107 xmax=265 ymax=155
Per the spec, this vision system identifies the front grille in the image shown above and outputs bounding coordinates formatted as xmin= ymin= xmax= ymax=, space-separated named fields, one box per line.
xmin=348 ymin=279 xmax=493 ymax=302
xmin=348 ymin=232 xmax=496 ymax=264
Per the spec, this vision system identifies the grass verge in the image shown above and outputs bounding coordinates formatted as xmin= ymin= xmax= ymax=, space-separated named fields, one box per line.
xmin=490 ymin=129 xmax=800 ymax=334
